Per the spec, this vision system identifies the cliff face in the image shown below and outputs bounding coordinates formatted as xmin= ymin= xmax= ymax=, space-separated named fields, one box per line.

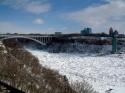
xmin=0 ymin=39 xmax=76 ymax=93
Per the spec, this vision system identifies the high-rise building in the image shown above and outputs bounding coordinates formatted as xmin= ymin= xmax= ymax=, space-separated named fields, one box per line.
xmin=81 ymin=27 xmax=92 ymax=35
xmin=109 ymin=27 xmax=114 ymax=36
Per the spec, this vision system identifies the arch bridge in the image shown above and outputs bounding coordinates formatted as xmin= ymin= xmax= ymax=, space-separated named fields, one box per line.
xmin=0 ymin=34 xmax=54 ymax=45
xmin=0 ymin=34 xmax=125 ymax=53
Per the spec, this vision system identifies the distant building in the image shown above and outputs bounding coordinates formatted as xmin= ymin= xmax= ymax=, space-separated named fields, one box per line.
xmin=109 ymin=27 xmax=114 ymax=36
xmin=14 ymin=33 xmax=19 ymax=35
xmin=109 ymin=27 xmax=119 ymax=36
xmin=55 ymin=32 xmax=62 ymax=35
xmin=114 ymin=30 xmax=119 ymax=36
xmin=81 ymin=27 xmax=92 ymax=35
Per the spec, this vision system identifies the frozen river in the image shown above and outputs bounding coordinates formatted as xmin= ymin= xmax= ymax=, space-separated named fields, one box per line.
xmin=28 ymin=49 xmax=125 ymax=93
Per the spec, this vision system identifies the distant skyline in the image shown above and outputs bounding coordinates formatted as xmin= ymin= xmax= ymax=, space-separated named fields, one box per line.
xmin=0 ymin=0 xmax=125 ymax=34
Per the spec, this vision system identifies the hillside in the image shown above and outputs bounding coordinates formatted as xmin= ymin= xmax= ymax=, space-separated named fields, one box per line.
xmin=0 ymin=39 xmax=77 ymax=93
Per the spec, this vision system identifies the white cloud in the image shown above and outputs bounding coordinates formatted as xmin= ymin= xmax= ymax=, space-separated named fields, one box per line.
xmin=66 ymin=0 xmax=125 ymax=34
xmin=33 ymin=18 xmax=44 ymax=24
xmin=26 ymin=2 xmax=50 ymax=14
xmin=0 ymin=0 xmax=51 ymax=14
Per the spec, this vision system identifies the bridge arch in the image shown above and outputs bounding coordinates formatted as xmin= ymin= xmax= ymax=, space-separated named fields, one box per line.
xmin=1 ymin=36 xmax=46 ymax=45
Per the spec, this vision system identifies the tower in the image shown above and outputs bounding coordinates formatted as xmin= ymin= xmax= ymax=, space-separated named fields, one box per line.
xmin=109 ymin=27 xmax=113 ymax=36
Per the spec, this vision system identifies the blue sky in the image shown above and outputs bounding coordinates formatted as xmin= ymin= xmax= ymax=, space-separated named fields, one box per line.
xmin=0 ymin=0 xmax=125 ymax=34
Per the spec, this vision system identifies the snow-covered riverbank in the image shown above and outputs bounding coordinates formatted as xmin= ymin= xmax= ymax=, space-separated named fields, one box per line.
xmin=27 ymin=49 xmax=125 ymax=93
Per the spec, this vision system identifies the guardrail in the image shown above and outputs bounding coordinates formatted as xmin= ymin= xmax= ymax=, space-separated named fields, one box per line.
xmin=0 ymin=81 xmax=25 ymax=93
